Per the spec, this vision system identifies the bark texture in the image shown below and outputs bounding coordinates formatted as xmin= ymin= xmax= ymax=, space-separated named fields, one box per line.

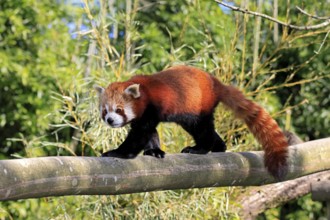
xmin=0 ymin=138 xmax=329 ymax=201
xmin=237 ymin=170 xmax=330 ymax=219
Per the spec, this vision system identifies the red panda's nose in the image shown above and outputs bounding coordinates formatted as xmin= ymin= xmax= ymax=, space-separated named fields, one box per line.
xmin=107 ymin=118 xmax=114 ymax=125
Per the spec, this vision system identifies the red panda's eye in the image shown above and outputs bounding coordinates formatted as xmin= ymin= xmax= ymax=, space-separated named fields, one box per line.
xmin=115 ymin=108 xmax=123 ymax=114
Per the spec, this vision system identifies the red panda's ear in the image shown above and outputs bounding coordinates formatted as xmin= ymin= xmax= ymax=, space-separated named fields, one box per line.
xmin=124 ymin=84 xmax=140 ymax=98
xmin=93 ymin=85 xmax=105 ymax=96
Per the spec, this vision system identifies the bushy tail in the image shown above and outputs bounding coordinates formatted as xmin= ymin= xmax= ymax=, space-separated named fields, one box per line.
xmin=216 ymin=82 xmax=289 ymax=180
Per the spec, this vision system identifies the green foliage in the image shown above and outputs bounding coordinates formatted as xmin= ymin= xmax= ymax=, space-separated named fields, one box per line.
xmin=260 ymin=194 xmax=325 ymax=220
xmin=0 ymin=0 xmax=329 ymax=219
xmin=0 ymin=0 xmax=84 ymax=157
xmin=0 ymin=189 xmax=239 ymax=220
xmin=135 ymin=0 xmax=235 ymax=71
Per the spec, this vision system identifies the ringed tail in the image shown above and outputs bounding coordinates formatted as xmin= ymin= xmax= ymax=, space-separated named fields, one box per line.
xmin=216 ymin=81 xmax=289 ymax=180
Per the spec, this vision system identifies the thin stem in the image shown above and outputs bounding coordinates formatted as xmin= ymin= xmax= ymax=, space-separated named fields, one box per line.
xmin=215 ymin=0 xmax=330 ymax=30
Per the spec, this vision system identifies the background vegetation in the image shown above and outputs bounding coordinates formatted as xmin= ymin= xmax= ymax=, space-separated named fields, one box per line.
xmin=0 ymin=0 xmax=329 ymax=219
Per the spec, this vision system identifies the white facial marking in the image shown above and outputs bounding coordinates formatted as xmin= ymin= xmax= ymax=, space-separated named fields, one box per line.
xmin=107 ymin=112 xmax=124 ymax=128
xmin=102 ymin=104 xmax=124 ymax=128
xmin=124 ymin=104 xmax=136 ymax=122
xmin=100 ymin=101 xmax=136 ymax=128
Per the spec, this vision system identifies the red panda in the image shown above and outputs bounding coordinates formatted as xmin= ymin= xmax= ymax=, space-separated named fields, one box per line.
xmin=95 ymin=65 xmax=289 ymax=180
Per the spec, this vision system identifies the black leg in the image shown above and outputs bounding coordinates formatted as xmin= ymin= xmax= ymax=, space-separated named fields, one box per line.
xmin=210 ymin=132 xmax=227 ymax=152
xmin=180 ymin=114 xmax=226 ymax=154
xmin=101 ymin=125 xmax=147 ymax=158
xmin=102 ymin=111 xmax=164 ymax=158
xmin=143 ymin=131 xmax=165 ymax=158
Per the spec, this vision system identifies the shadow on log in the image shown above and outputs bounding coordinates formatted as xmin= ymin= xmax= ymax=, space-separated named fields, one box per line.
xmin=0 ymin=138 xmax=330 ymax=201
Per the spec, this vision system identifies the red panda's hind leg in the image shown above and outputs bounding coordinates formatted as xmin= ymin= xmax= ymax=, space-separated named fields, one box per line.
xmin=180 ymin=114 xmax=227 ymax=154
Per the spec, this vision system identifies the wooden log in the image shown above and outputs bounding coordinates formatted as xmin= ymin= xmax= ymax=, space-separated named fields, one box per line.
xmin=311 ymin=180 xmax=330 ymax=201
xmin=0 ymin=138 xmax=329 ymax=201
xmin=238 ymin=170 xmax=330 ymax=219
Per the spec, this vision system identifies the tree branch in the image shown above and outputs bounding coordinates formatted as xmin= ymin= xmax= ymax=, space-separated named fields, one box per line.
xmin=215 ymin=1 xmax=330 ymax=30
xmin=311 ymin=178 xmax=330 ymax=201
xmin=0 ymin=138 xmax=329 ymax=201
xmin=236 ymin=170 xmax=330 ymax=219
xmin=295 ymin=6 xmax=330 ymax=20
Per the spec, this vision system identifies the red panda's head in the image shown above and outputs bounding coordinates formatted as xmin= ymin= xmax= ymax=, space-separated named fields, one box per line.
xmin=94 ymin=83 xmax=141 ymax=128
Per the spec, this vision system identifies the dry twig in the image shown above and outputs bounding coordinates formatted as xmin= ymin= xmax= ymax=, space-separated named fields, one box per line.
xmin=215 ymin=1 xmax=330 ymax=30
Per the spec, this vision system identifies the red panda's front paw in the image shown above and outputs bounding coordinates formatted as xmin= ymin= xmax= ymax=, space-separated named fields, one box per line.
xmin=181 ymin=146 xmax=209 ymax=154
xmin=144 ymin=148 xmax=165 ymax=158
xmin=101 ymin=149 xmax=137 ymax=159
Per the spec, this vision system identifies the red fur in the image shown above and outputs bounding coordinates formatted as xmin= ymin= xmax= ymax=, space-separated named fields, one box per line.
xmin=216 ymin=84 xmax=288 ymax=179
xmin=106 ymin=65 xmax=289 ymax=179
xmin=127 ymin=66 xmax=218 ymax=116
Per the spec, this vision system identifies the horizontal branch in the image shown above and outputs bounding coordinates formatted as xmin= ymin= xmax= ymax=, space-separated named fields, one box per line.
xmin=0 ymin=138 xmax=330 ymax=201
xmin=215 ymin=0 xmax=330 ymax=30
xmin=311 ymin=180 xmax=330 ymax=201
xmin=237 ymin=170 xmax=330 ymax=219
